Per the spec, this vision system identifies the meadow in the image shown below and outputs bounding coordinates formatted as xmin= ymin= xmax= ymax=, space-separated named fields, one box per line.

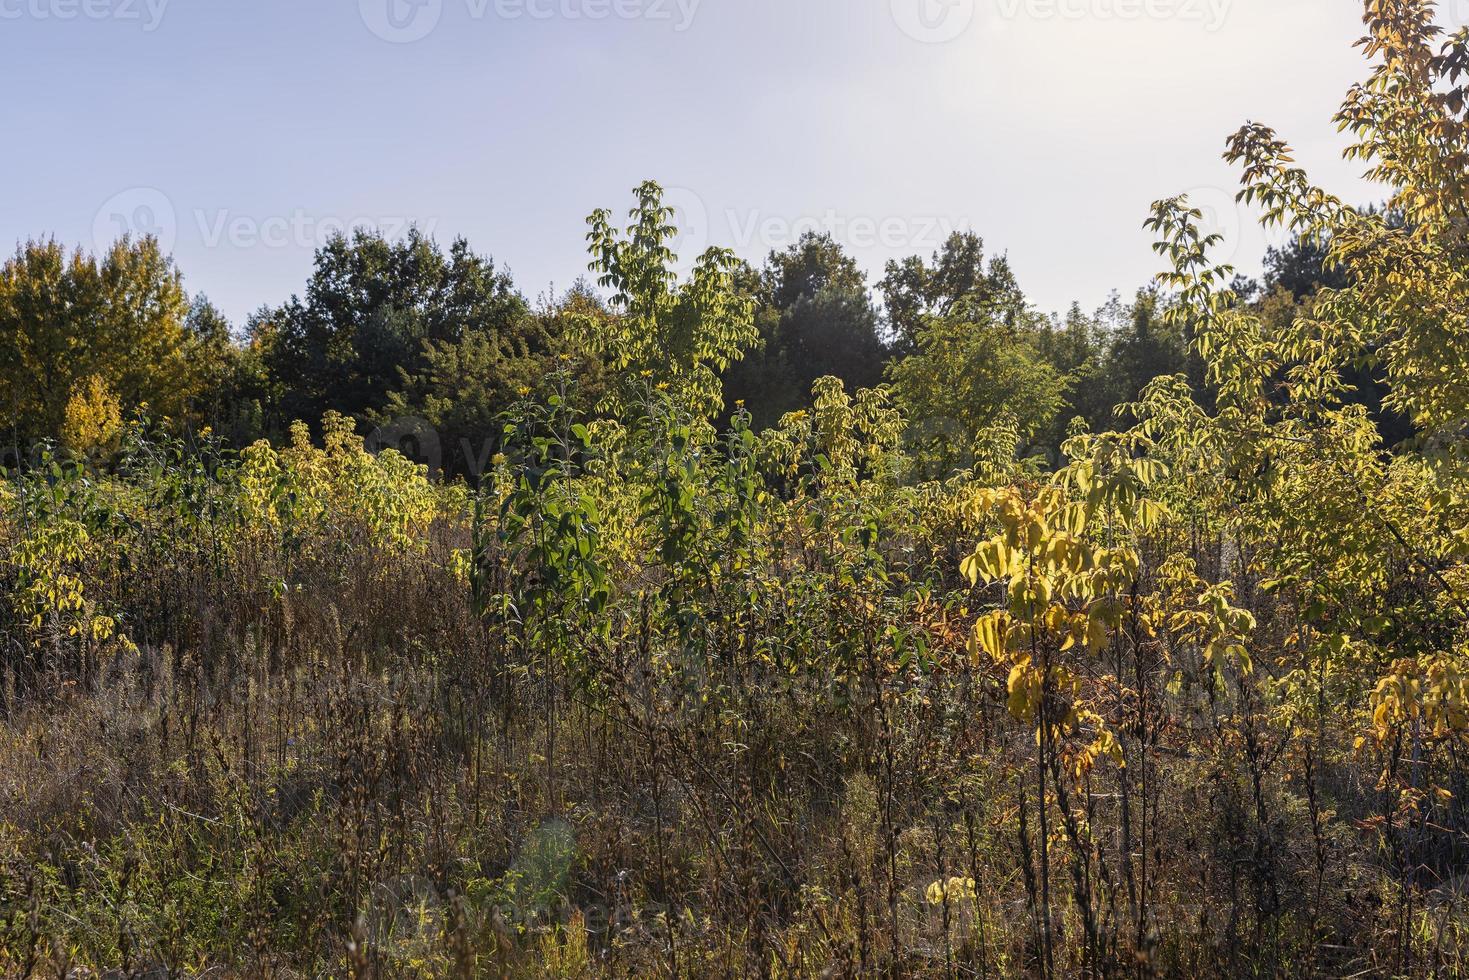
xmin=3 ymin=2 xmax=1469 ymax=975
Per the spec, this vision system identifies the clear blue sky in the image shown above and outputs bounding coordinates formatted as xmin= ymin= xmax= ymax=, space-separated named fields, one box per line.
xmin=4 ymin=0 xmax=1459 ymax=326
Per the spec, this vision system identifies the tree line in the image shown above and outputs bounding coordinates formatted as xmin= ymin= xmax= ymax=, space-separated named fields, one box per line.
xmin=0 ymin=192 xmax=1393 ymax=479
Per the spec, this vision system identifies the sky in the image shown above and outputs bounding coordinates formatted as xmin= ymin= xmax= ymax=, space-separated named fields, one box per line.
xmin=3 ymin=0 xmax=1467 ymax=327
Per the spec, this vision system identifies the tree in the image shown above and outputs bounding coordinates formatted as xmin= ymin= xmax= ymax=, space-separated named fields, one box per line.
xmin=379 ymin=282 xmax=604 ymax=479
xmin=1228 ymin=70 xmax=1467 ymax=434
xmin=59 ymin=375 xmax=123 ymax=458
xmin=889 ymin=310 xmax=1069 ymax=479
xmin=0 ymin=236 xmax=194 ymax=448
xmin=582 ymin=181 xmax=756 ymax=421
xmin=1263 ymin=233 xmax=1347 ymax=301
xmin=1033 ymin=302 xmax=1108 ymax=442
xmin=1262 ymin=205 xmax=1405 ymax=301
xmin=763 ymin=230 xmax=867 ymax=308
xmin=258 ymin=229 xmax=529 ymax=429
xmin=879 ymin=231 xmax=1027 ymax=356
xmin=723 ymin=233 xmax=888 ymax=428
xmin=1094 ymin=289 xmax=1188 ymax=417
xmin=180 ymin=294 xmax=268 ymax=445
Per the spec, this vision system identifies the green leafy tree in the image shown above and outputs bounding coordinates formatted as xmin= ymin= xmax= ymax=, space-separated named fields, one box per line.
xmin=1263 ymin=233 xmax=1347 ymax=301
xmin=258 ymin=228 xmax=528 ymax=428
xmin=380 ymin=283 xmax=604 ymax=479
xmin=724 ymin=233 xmax=887 ymax=428
xmin=1033 ymin=302 xmax=1108 ymax=442
xmin=1262 ymin=205 xmax=1404 ymax=301
xmin=1221 ymin=12 xmax=1469 ymax=437
xmin=0 ymin=236 xmax=193 ymax=447
xmin=581 ymin=181 xmax=756 ymax=420
xmin=879 ymin=231 xmax=1027 ymax=355
xmin=1094 ymin=288 xmax=1188 ymax=417
xmin=183 ymin=295 xmax=266 ymax=444
xmin=889 ymin=310 xmax=1069 ymax=479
